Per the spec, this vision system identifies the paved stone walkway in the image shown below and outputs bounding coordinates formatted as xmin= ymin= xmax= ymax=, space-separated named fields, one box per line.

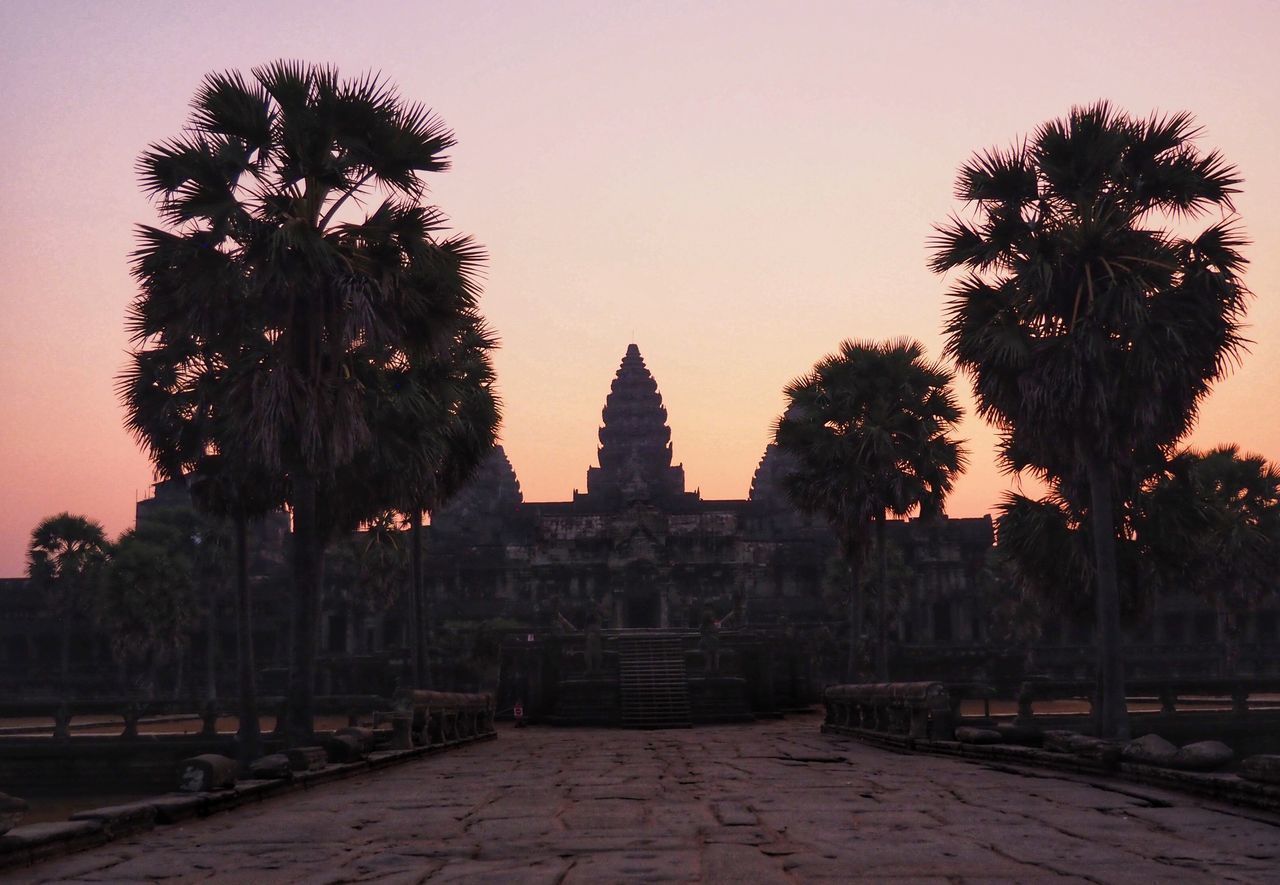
xmin=19 ymin=715 xmax=1280 ymax=883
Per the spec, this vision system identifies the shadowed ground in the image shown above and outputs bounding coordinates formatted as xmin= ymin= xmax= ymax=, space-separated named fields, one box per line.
xmin=22 ymin=714 xmax=1280 ymax=883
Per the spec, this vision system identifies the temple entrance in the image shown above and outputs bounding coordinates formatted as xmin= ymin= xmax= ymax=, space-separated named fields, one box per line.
xmin=623 ymin=592 xmax=661 ymax=628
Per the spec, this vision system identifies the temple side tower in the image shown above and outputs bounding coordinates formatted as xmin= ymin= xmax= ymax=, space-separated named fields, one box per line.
xmin=748 ymin=442 xmax=792 ymax=510
xmin=432 ymin=445 xmax=524 ymax=542
xmin=581 ymin=343 xmax=689 ymax=507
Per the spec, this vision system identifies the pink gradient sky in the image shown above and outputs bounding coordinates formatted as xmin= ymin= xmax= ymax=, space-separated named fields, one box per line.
xmin=2 ymin=1 xmax=1278 ymax=577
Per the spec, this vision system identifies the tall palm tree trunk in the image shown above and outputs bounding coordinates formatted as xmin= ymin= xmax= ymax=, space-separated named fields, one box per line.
xmin=1085 ymin=455 xmax=1129 ymax=740
xmin=59 ymin=616 xmax=72 ymax=696
xmin=1219 ymin=587 xmax=1241 ymax=676
xmin=410 ymin=513 xmax=430 ymax=688
xmin=875 ymin=514 xmax=889 ymax=681
xmin=845 ymin=555 xmax=862 ymax=683
xmin=172 ymin=649 xmax=185 ymax=699
xmin=203 ymin=570 xmax=217 ymax=701
xmin=424 ymin=512 xmax=436 ymax=645
xmin=286 ymin=474 xmax=322 ymax=745
xmin=234 ymin=515 xmax=260 ymax=760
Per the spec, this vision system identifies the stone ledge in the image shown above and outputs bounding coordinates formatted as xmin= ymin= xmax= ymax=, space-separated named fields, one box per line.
xmin=0 ymin=730 xmax=498 ymax=873
xmin=0 ymin=820 xmax=109 ymax=869
xmin=68 ymin=801 xmax=157 ymax=834
xmin=822 ymin=724 xmax=1280 ymax=814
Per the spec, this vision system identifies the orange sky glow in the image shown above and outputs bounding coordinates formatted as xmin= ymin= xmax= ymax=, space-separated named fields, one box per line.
xmin=2 ymin=1 xmax=1278 ymax=576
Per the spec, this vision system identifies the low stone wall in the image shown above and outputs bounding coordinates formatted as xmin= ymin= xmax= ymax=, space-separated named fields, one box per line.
xmin=822 ymin=722 xmax=1280 ymax=815
xmin=0 ymin=736 xmax=239 ymax=795
xmin=0 ymin=694 xmax=499 ymax=873
xmin=0 ymin=695 xmax=397 ymax=795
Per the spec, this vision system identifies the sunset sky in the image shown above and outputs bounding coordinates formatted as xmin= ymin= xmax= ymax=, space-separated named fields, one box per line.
xmin=2 ymin=1 xmax=1278 ymax=576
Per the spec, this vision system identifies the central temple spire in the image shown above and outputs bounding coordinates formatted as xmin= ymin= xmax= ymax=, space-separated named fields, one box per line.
xmin=583 ymin=343 xmax=687 ymax=505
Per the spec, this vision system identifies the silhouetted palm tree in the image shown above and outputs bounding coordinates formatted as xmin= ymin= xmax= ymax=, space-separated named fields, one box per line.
xmin=1139 ymin=445 xmax=1280 ymax=672
xmin=932 ymin=102 xmax=1250 ymax=737
xmin=355 ymin=512 xmax=410 ymax=615
xmin=99 ymin=526 xmax=198 ymax=699
xmin=329 ymin=314 xmax=500 ymax=686
xmin=128 ymin=62 xmax=485 ymax=743
xmin=121 ymin=329 xmax=285 ymax=755
xmin=993 ymin=490 xmax=1146 ymax=639
xmin=26 ymin=513 xmax=111 ymax=692
xmin=775 ymin=339 xmax=966 ymax=680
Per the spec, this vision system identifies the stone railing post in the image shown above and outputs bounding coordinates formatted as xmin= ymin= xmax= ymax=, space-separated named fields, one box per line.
xmin=122 ymin=702 xmax=141 ymax=739
xmin=1015 ymin=684 xmax=1034 ymax=727
xmin=53 ymin=702 xmax=71 ymax=740
xmin=270 ymin=700 xmax=287 ymax=738
xmin=1232 ymin=685 xmax=1249 ymax=716
xmin=908 ymin=705 xmax=929 ymax=739
xmin=201 ymin=700 xmax=219 ymax=737
xmin=390 ymin=714 xmax=413 ymax=750
xmin=1159 ymin=687 xmax=1177 ymax=715
xmin=931 ymin=705 xmax=955 ymax=741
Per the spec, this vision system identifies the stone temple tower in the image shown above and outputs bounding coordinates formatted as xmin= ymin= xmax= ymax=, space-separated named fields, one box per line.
xmin=581 ymin=344 xmax=689 ymax=507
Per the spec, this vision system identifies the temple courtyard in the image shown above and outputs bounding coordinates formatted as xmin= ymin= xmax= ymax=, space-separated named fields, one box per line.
xmin=20 ymin=714 xmax=1280 ymax=883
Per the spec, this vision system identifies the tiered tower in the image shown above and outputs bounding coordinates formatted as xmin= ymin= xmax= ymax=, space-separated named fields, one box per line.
xmin=582 ymin=344 xmax=688 ymax=506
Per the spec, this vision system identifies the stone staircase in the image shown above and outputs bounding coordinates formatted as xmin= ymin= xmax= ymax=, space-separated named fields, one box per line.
xmin=617 ymin=634 xmax=692 ymax=729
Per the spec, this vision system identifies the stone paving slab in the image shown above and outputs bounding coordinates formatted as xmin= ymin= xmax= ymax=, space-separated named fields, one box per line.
xmin=14 ymin=714 xmax=1280 ymax=882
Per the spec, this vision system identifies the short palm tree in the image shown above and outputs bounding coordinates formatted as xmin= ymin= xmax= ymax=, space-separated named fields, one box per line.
xmin=128 ymin=62 xmax=485 ymax=743
xmin=26 ymin=513 xmax=111 ymax=692
xmin=931 ymin=102 xmax=1250 ymax=738
xmin=775 ymin=338 xmax=966 ymax=680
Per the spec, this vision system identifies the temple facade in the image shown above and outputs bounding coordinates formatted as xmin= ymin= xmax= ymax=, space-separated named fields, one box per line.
xmin=4 ymin=343 xmax=1279 ymax=702
xmin=423 ymin=343 xmax=994 ymax=645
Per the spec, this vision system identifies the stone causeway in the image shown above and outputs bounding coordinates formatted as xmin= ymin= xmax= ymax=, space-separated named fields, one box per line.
xmin=18 ymin=715 xmax=1280 ymax=883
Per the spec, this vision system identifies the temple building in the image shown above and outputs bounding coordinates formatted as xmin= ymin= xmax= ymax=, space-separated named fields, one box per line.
xmin=424 ymin=343 xmax=995 ymax=644
xmin=3 ymin=342 xmax=1278 ymax=705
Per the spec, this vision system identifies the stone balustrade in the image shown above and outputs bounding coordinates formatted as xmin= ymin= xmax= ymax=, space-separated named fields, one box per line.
xmin=0 ymin=695 xmax=392 ymax=740
xmin=824 ymin=682 xmax=954 ymax=740
xmin=0 ymin=692 xmax=499 ymax=796
xmin=1014 ymin=676 xmax=1280 ymax=726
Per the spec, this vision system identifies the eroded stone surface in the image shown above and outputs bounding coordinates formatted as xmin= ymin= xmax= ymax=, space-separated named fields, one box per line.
xmin=22 ymin=715 xmax=1280 ymax=882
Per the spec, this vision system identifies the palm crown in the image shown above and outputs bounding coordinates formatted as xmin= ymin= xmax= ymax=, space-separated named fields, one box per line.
xmin=26 ymin=513 xmax=111 ymax=609
xmin=126 ymin=61 xmax=483 ymax=481
xmin=776 ymin=338 xmax=966 ymax=547
xmin=931 ymin=101 xmax=1248 ymax=481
